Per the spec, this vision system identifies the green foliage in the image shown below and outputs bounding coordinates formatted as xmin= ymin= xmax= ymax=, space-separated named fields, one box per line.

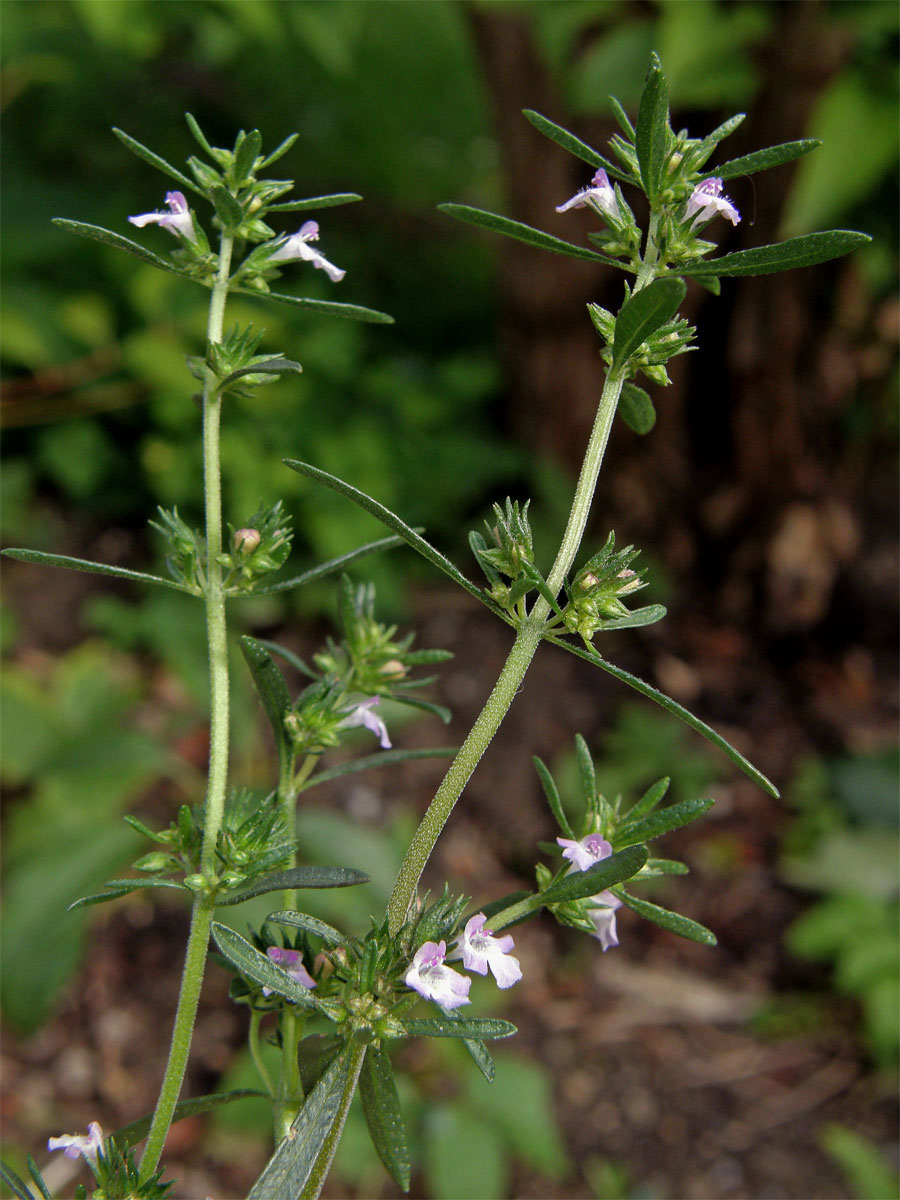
xmin=820 ymin=1123 xmax=900 ymax=1200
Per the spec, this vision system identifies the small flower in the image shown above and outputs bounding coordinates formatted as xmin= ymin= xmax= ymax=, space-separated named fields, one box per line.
xmin=557 ymin=833 xmax=613 ymax=872
xmin=685 ymin=177 xmax=740 ymax=229
xmin=262 ymin=946 xmax=317 ymax=997
xmin=557 ymin=834 xmax=621 ymax=952
xmin=268 ymin=220 xmax=346 ymax=282
xmin=556 ymin=169 xmax=620 ymax=220
xmin=405 ymin=940 xmax=471 ymax=1009
xmin=585 ymin=891 xmax=621 ymax=951
xmin=459 ymin=913 xmax=522 ymax=988
xmin=128 ymin=191 xmax=197 ymax=242
xmin=47 ymin=1121 xmax=104 ymax=1166
xmin=339 ymin=697 xmax=391 ymax=749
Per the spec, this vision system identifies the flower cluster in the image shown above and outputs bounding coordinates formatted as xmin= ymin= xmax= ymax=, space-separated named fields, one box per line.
xmin=404 ymin=912 xmax=523 ymax=1009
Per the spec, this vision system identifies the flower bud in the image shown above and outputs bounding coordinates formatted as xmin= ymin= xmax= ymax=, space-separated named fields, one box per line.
xmin=233 ymin=528 xmax=261 ymax=555
xmin=183 ymin=873 xmax=209 ymax=893
xmin=378 ymin=658 xmax=407 ymax=681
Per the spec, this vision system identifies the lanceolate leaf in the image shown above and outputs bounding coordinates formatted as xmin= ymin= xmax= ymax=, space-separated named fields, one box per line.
xmin=437 ymin=204 xmax=609 ymax=262
xmin=574 ymin=733 xmax=596 ymax=807
xmin=0 ymin=1160 xmax=34 ymax=1200
xmin=266 ymin=911 xmax=346 ymax=946
xmin=635 ymin=53 xmax=670 ymax=201
xmin=532 ymin=756 xmax=575 ymax=839
xmin=239 ymin=636 xmax=292 ymax=779
xmin=220 ymin=358 xmax=303 ymax=387
xmin=267 ymin=193 xmax=363 ymax=212
xmin=462 ymin=1038 xmax=496 ymax=1083
xmin=115 ymin=1090 xmax=266 ymax=1148
xmin=682 ymin=230 xmax=871 ymax=279
xmin=112 ymin=127 xmax=200 ymax=194
xmin=612 ymin=277 xmax=686 ymax=369
xmin=613 ymin=888 xmax=717 ymax=945
xmin=303 ymin=747 xmax=456 ymax=790
xmin=616 ymin=796 xmax=714 ymax=847
xmin=626 ymin=777 xmax=670 ymax=822
xmin=52 ymin=219 xmax=197 ymax=280
xmin=211 ymin=923 xmax=319 ymax=1006
xmin=67 ymin=879 xmax=187 ymax=911
xmin=693 ymin=113 xmax=746 ymax=166
xmin=359 ymin=1045 xmax=411 ymax=1192
xmin=716 ymin=139 xmax=821 ymax=181
xmin=1 ymin=548 xmax=194 ymax=593
xmin=522 ymin=109 xmax=629 ymax=182
xmin=236 ymin=288 xmax=394 ymax=324
xmin=251 ymin=534 xmax=406 ymax=596
xmin=549 ymin=636 xmax=779 ymax=797
xmin=540 ymin=844 xmax=648 ymax=905
xmin=216 ymin=865 xmax=370 ymax=906
xmin=282 ymin=459 xmax=505 ymax=616
xmin=597 ymin=604 xmax=667 ymax=631
xmin=403 ymin=1017 xmax=516 ymax=1040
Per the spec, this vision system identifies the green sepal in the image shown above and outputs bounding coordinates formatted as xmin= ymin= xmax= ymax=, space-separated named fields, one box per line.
xmin=548 ymin=636 xmax=779 ymax=797
xmin=618 ymin=381 xmax=657 ymax=434
xmin=626 ymin=776 xmax=670 ymax=822
xmin=112 ymin=127 xmax=200 ymax=194
xmin=461 ymin=1038 xmax=496 ymax=1082
xmin=236 ymin=288 xmax=394 ymax=324
xmin=267 ymin=193 xmax=363 ymax=212
xmin=251 ymin=534 xmax=406 ymax=596
xmin=403 ymin=1017 xmax=516 ymax=1040
xmin=114 ymin=1090 xmax=266 ymax=1148
xmin=574 ymin=733 xmax=596 ymax=808
xmin=239 ymin=636 xmax=293 ymax=782
xmin=1 ymin=547 xmax=193 ymax=593
xmin=612 ymin=277 xmax=686 ymax=370
xmin=715 ymin=139 xmax=821 ymax=181
xmin=52 ymin=218 xmax=198 ymax=281
xmin=613 ymin=888 xmax=717 ymax=945
xmin=66 ymin=879 xmax=187 ymax=911
xmin=219 ymin=357 xmax=303 ymax=389
xmin=682 ymin=230 xmax=871 ymax=279
xmin=216 ymin=865 xmax=370 ymax=906
xmin=233 ymin=129 xmax=262 ymax=184
xmin=266 ymin=911 xmax=346 ymax=946
xmin=282 ymin=459 xmax=506 ymax=617
xmin=210 ymin=184 xmax=244 ymax=232
xmin=634 ymin=52 xmax=671 ymax=201
xmin=540 ymin=844 xmax=648 ymax=905
xmin=616 ymin=796 xmax=714 ymax=847
xmin=532 ymin=756 xmax=575 ymax=839
xmin=211 ymin=923 xmax=319 ymax=1006
xmin=437 ymin=203 xmax=609 ymax=262
xmin=359 ymin=1045 xmax=411 ymax=1192
xmin=521 ymin=109 xmax=630 ymax=182
xmin=303 ymin=746 xmax=455 ymax=791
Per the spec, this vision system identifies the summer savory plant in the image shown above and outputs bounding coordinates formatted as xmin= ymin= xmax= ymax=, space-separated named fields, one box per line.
xmin=1 ymin=54 xmax=868 ymax=1200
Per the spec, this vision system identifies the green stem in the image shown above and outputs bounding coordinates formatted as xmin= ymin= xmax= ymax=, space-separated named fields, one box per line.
xmin=139 ymin=235 xmax=234 ymax=1183
xmin=274 ymin=1010 xmax=305 ymax=1140
xmin=249 ymin=1009 xmax=275 ymax=1097
xmin=386 ymin=366 xmax=626 ymax=935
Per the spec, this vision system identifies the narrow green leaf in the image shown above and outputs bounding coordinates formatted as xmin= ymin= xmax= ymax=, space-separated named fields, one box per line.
xmin=257 ymin=132 xmax=300 ymax=169
xmin=211 ymin=923 xmax=319 ymax=1006
xmin=248 ymin=1047 xmax=358 ymax=1200
xmin=614 ymin=888 xmax=717 ymax=945
xmin=616 ymin=796 xmax=714 ymax=847
xmin=1 ymin=547 xmax=193 ymax=593
xmin=716 ymin=139 xmax=821 ymax=181
xmin=239 ymin=636 xmax=292 ymax=779
xmin=574 ymin=733 xmax=596 ymax=807
xmin=25 ymin=1159 xmax=50 ymax=1200
xmin=462 ymin=1038 xmax=496 ymax=1083
xmin=233 ymin=129 xmax=262 ymax=182
xmin=635 ymin=54 xmax=670 ymax=200
xmin=115 ymin=1090 xmax=266 ymax=1148
xmin=236 ymin=288 xmax=394 ymax=325
xmin=618 ymin=381 xmax=656 ymax=434
xmin=596 ymin=603 xmax=667 ymax=631
xmin=184 ymin=112 xmax=216 ymax=157
xmin=522 ymin=109 xmax=629 ymax=181
xmin=627 ymin=776 xmax=670 ymax=822
xmin=216 ymin=865 xmax=370 ymax=906
xmin=643 ymin=857 xmax=689 ymax=876
xmin=303 ymin=746 xmax=455 ymax=790
xmin=210 ymin=184 xmax=244 ymax=231
xmin=608 ymin=95 xmax=636 ymax=140
xmin=250 ymin=534 xmax=406 ymax=596
xmin=266 ymin=911 xmax=346 ymax=946
xmin=282 ymin=459 xmax=504 ymax=615
xmin=532 ymin=756 xmax=574 ymax=839
xmin=255 ymin=639 xmax=317 ymax=678
xmin=438 ymin=203 xmax=609 ymax=262
xmin=220 ymin=358 xmax=302 ymax=388
xmin=0 ymin=1161 xmax=34 ymax=1200
xmin=682 ymin=230 xmax=871 ymax=279
xmin=267 ymin=193 xmax=363 ymax=212
xmin=692 ymin=113 xmax=746 ymax=167
xmin=540 ymin=844 xmax=648 ymax=905
xmin=403 ymin=1017 xmax=516 ymax=1040
xmin=112 ymin=127 xmax=199 ymax=193
xmin=612 ymin=277 xmax=686 ymax=369
xmin=549 ymin=637 xmax=779 ymax=797
xmin=66 ymin=880 xmax=186 ymax=911
xmin=359 ymin=1045 xmax=411 ymax=1192
xmin=52 ymin=218 xmax=196 ymax=280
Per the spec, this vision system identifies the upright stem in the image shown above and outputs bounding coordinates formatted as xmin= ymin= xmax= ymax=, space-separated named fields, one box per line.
xmin=386 ymin=367 xmax=626 ymax=935
xmin=139 ymin=235 xmax=234 ymax=1182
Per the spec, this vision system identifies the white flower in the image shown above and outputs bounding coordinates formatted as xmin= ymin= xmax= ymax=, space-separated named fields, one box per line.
xmin=268 ymin=220 xmax=345 ymax=282
xmin=585 ymin=890 xmax=621 ymax=951
xmin=261 ymin=947 xmax=317 ymax=997
xmin=339 ymin=697 xmax=391 ymax=748
xmin=47 ymin=1121 xmax=104 ymax=1166
xmin=556 ymin=169 xmax=620 ymax=220
xmin=405 ymin=940 xmax=471 ymax=1009
xmin=557 ymin=833 xmax=621 ymax=951
xmin=557 ymin=833 xmax=613 ymax=872
xmin=459 ymin=913 xmax=522 ymax=988
xmin=685 ymin=177 xmax=740 ymax=229
xmin=128 ymin=191 xmax=197 ymax=242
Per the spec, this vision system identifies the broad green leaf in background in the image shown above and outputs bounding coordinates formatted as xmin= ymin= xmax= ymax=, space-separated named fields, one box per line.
xmin=423 ymin=1103 xmax=506 ymax=1200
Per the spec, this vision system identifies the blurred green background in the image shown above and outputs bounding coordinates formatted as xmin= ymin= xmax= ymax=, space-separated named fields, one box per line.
xmin=2 ymin=2 xmax=897 ymax=1198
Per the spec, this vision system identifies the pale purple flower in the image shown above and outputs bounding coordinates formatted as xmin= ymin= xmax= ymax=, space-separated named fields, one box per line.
xmin=340 ymin=697 xmax=391 ymax=749
xmin=268 ymin=220 xmax=346 ymax=282
xmin=262 ymin=946 xmax=317 ymax=997
xmin=47 ymin=1121 xmax=104 ymax=1166
xmin=405 ymin=940 xmax=471 ymax=1009
xmin=685 ymin=177 xmax=740 ymax=229
xmin=459 ymin=913 xmax=522 ymax=988
xmin=557 ymin=833 xmax=621 ymax=951
xmin=128 ymin=191 xmax=197 ymax=242
xmin=556 ymin=169 xmax=620 ymax=220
